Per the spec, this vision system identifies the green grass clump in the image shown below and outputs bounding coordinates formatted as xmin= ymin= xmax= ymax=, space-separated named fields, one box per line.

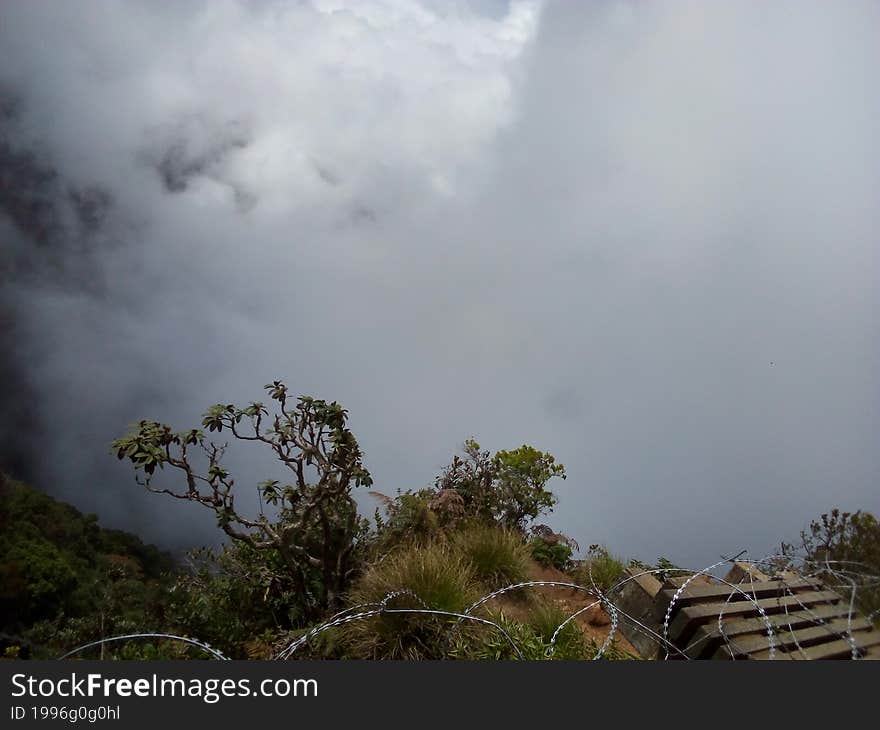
xmin=342 ymin=541 xmax=481 ymax=659
xmin=449 ymin=612 xmax=548 ymax=660
xmin=570 ymin=546 xmax=626 ymax=593
xmin=451 ymin=524 xmax=531 ymax=589
xmin=520 ymin=598 xmax=639 ymax=660
xmin=525 ymin=599 xmax=590 ymax=659
xmin=450 ymin=600 xmax=590 ymax=660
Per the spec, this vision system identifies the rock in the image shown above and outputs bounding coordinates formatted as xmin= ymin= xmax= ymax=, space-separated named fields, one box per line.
xmin=586 ymin=604 xmax=611 ymax=627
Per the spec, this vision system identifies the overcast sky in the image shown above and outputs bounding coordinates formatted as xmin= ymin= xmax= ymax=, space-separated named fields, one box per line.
xmin=1 ymin=0 xmax=877 ymax=569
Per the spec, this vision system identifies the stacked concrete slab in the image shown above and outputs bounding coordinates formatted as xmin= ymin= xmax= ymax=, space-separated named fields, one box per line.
xmin=613 ymin=562 xmax=880 ymax=660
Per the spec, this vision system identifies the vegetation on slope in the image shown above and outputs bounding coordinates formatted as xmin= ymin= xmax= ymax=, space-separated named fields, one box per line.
xmin=0 ymin=473 xmax=173 ymax=658
xmin=2 ymin=379 xmax=877 ymax=659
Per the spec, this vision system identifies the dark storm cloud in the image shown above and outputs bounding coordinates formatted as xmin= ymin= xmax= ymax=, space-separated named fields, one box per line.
xmin=0 ymin=0 xmax=876 ymax=567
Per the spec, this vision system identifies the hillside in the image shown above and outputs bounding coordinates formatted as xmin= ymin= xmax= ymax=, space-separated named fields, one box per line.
xmin=0 ymin=473 xmax=174 ymax=658
xmin=3 ymin=468 xmax=874 ymax=661
xmin=0 ymin=471 xmax=638 ymax=660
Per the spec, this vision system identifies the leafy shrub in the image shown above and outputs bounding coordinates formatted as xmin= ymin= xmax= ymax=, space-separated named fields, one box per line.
xmin=451 ymin=524 xmax=531 ymax=589
xmin=529 ymin=536 xmax=573 ymax=571
xmin=782 ymin=508 xmax=880 ymax=622
xmin=433 ymin=440 xmax=566 ymax=530
xmin=272 ymin=624 xmax=351 ymax=660
xmin=167 ymin=542 xmax=316 ymax=659
xmin=22 ymin=615 xmax=207 ymax=660
xmin=371 ymin=487 xmax=464 ymax=549
xmin=627 ymin=555 xmax=688 ymax=585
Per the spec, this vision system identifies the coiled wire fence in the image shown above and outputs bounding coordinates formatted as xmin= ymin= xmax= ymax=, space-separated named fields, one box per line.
xmin=59 ymin=551 xmax=880 ymax=661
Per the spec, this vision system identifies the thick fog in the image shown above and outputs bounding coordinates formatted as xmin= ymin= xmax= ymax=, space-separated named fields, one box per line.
xmin=1 ymin=0 xmax=877 ymax=568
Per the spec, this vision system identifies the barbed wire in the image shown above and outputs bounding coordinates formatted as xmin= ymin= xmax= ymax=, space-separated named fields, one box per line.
xmin=59 ymin=550 xmax=878 ymax=661
xmin=57 ymin=633 xmax=229 ymax=661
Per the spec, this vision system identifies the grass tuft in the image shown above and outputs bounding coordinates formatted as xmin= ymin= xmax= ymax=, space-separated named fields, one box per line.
xmin=451 ymin=524 xmax=531 ymax=589
xmin=570 ymin=546 xmax=626 ymax=593
xmin=342 ymin=541 xmax=481 ymax=659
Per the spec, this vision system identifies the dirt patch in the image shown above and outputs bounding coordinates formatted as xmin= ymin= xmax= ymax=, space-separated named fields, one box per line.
xmin=487 ymin=561 xmax=641 ymax=657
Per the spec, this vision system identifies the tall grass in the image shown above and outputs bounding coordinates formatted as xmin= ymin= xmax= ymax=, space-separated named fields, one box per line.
xmin=451 ymin=524 xmax=531 ymax=589
xmin=449 ymin=612 xmax=549 ymax=660
xmin=570 ymin=546 xmax=626 ymax=593
xmin=342 ymin=542 xmax=481 ymax=659
xmin=526 ymin=599 xmax=589 ymax=659
xmin=450 ymin=600 xmax=590 ymax=660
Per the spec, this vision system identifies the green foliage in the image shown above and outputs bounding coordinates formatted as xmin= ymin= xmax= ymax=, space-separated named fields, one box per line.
xmin=112 ymin=381 xmax=373 ymax=615
xmin=792 ymin=508 xmax=880 ymax=568
xmin=627 ymin=555 xmax=686 ymax=584
xmin=451 ymin=524 xmax=531 ymax=589
xmin=0 ymin=474 xmax=174 ymax=658
xmin=449 ymin=612 xmax=550 ymax=660
xmin=342 ymin=541 xmax=481 ymax=659
xmin=166 ymin=542 xmax=320 ymax=659
xmin=370 ymin=438 xmax=565 ymax=551
xmin=450 ymin=600 xmax=637 ymax=660
xmin=430 ymin=439 xmax=566 ymax=530
xmin=379 ymin=489 xmax=438 ymax=540
xmin=525 ymin=599 xmax=589 ymax=659
xmin=783 ymin=508 xmax=880 ymax=621
xmin=23 ymin=617 xmax=208 ymax=660
xmin=492 ymin=445 xmax=565 ymax=529
xmin=371 ymin=487 xmax=465 ymax=549
xmin=569 ymin=546 xmax=626 ymax=593
xmin=274 ymin=624 xmax=351 ymax=660
xmin=528 ymin=536 xmax=573 ymax=571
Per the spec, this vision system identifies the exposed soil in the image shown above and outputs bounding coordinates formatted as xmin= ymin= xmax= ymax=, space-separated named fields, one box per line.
xmin=489 ymin=562 xmax=641 ymax=657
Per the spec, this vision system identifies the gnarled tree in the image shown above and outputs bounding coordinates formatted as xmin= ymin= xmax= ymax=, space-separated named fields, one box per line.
xmin=112 ymin=381 xmax=372 ymax=617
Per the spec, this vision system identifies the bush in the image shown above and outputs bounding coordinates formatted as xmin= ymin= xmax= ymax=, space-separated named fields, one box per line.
xmin=449 ymin=612 xmax=549 ymax=660
xmin=341 ymin=542 xmax=481 ymax=659
xmin=370 ymin=487 xmax=465 ymax=550
xmin=627 ymin=556 xmax=687 ymax=584
xmin=525 ymin=599 xmax=589 ymax=660
xmin=272 ymin=624 xmax=350 ymax=660
xmin=570 ymin=547 xmax=626 ymax=593
xmin=451 ymin=524 xmax=531 ymax=589
xmin=433 ymin=440 xmax=566 ymax=530
xmin=529 ymin=536 xmax=573 ymax=571
xmin=782 ymin=508 xmax=880 ymax=622
xmin=450 ymin=601 xmax=595 ymax=660
xmin=166 ymin=542 xmax=314 ymax=659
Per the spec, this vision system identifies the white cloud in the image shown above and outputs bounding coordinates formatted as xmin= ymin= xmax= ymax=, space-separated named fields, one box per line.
xmin=1 ymin=0 xmax=876 ymax=566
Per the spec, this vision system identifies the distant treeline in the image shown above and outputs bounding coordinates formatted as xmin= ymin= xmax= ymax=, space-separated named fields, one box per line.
xmin=0 ymin=473 xmax=174 ymax=658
